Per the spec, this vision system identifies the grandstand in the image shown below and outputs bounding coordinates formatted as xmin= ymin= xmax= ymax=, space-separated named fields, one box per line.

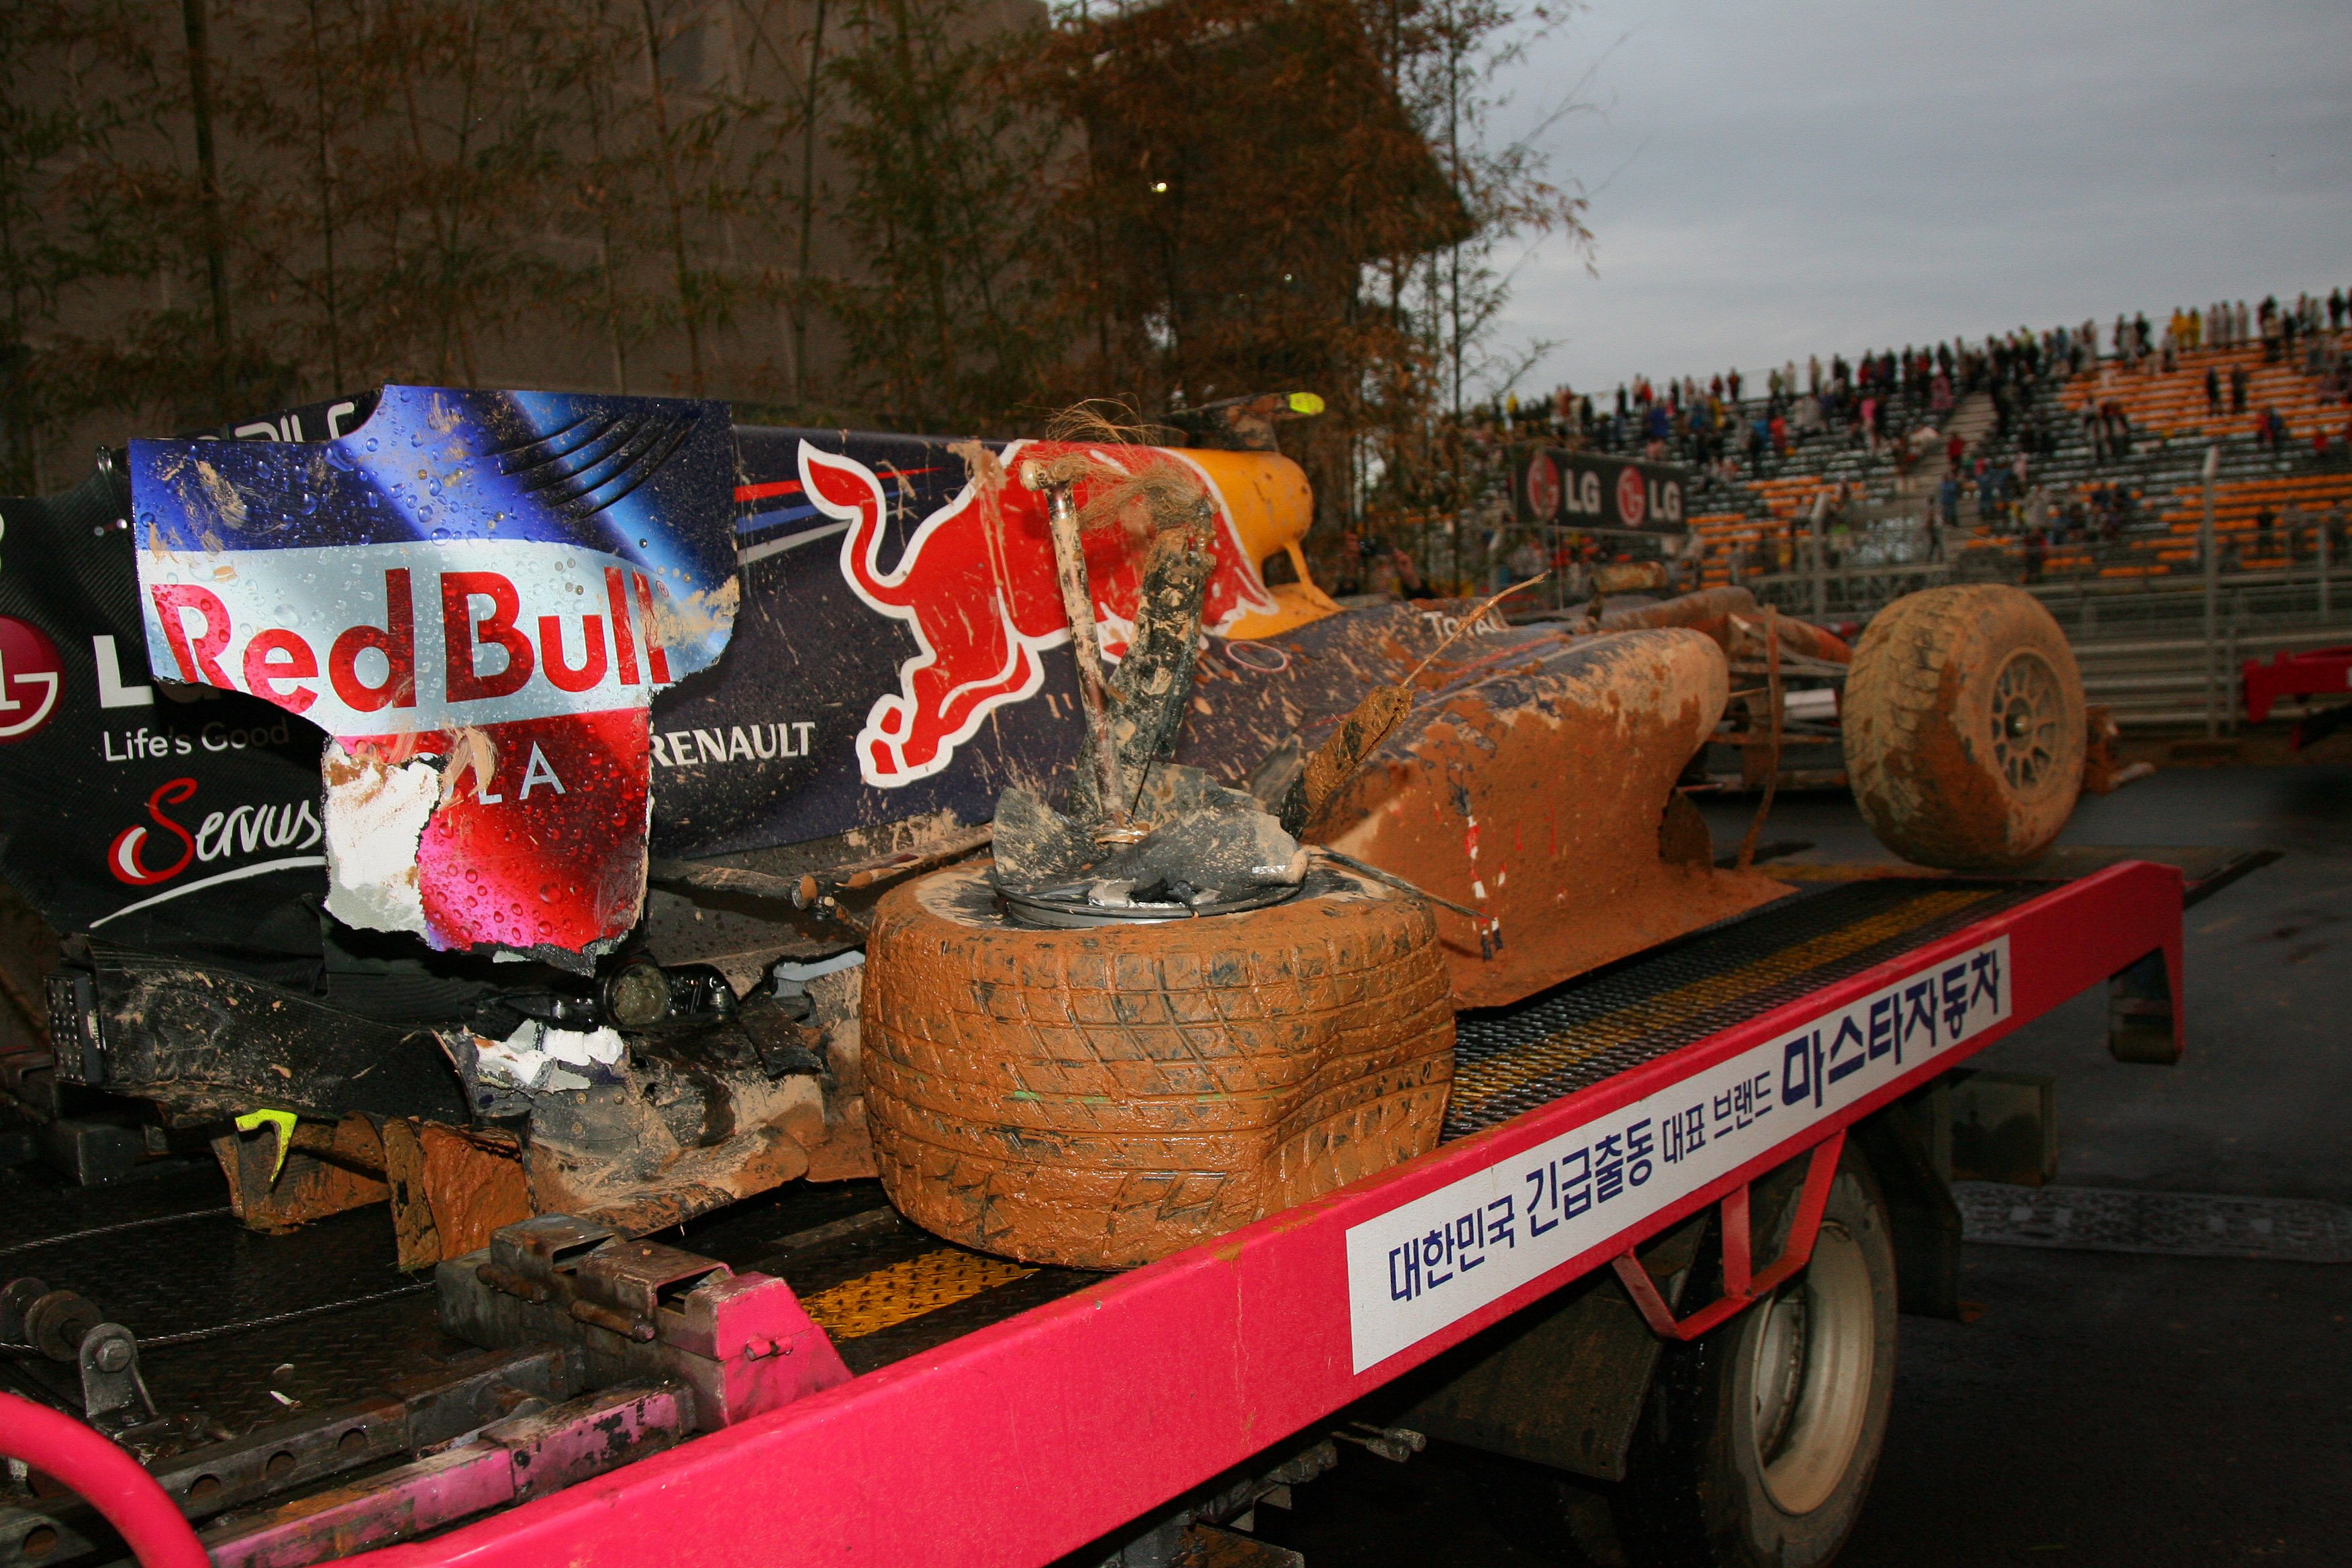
xmin=1512 ymin=310 xmax=2352 ymax=730
xmin=1671 ymin=330 xmax=2352 ymax=598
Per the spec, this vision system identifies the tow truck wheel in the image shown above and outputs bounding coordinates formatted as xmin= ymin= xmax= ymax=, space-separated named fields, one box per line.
xmin=1843 ymin=583 xmax=2086 ymax=870
xmin=1610 ymin=1148 xmax=1898 ymax=1568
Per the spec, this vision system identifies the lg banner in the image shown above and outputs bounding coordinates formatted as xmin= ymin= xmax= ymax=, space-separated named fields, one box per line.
xmin=1512 ymin=446 xmax=1689 ymax=536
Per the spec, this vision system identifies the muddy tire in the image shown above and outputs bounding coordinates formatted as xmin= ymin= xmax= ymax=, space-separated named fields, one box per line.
xmin=1843 ymin=585 xmax=2085 ymax=870
xmin=861 ymin=864 xmax=1455 ymax=1269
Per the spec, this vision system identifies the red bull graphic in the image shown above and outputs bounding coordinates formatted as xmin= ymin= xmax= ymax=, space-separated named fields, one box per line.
xmin=802 ymin=440 xmax=1277 ymax=787
xmin=391 ymin=709 xmax=650 ymax=954
xmin=140 ymin=553 xmax=692 ymax=734
xmin=128 ymin=386 xmax=739 ymax=958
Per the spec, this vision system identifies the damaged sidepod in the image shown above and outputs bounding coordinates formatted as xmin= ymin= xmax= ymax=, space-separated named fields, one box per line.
xmin=1310 ymin=624 xmax=1789 ymax=1008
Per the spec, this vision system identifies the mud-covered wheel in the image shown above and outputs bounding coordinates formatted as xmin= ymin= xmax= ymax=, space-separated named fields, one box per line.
xmin=860 ymin=864 xmax=1455 ymax=1269
xmin=1843 ymin=584 xmax=2085 ymax=870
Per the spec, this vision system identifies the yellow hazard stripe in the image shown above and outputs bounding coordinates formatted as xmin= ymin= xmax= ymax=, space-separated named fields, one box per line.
xmin=1452 ymin=889 xmax=1999 ymax=1108
xmin=799 ymin=1248 xmax=1037 ymax=1340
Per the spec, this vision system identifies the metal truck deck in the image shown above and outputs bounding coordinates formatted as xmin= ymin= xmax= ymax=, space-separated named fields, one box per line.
xmin=1 ymin=852 xmax=2226 ymax=1568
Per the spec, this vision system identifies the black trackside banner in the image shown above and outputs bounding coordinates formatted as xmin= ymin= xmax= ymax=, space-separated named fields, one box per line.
xmin=1510 ymin=446 xmax=1690 ymax=536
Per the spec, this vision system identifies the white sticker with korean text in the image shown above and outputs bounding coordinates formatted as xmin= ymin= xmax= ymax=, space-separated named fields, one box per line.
xmin=1345 ymin=935 xmax=2010 ymax=1372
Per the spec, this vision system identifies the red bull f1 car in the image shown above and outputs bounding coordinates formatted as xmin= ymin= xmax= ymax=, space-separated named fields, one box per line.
xmin=0 ymin=385 xmax=2088 ymax=1257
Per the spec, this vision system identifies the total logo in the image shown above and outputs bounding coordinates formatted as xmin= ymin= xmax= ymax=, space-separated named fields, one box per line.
xmin=108 ymin=776 xmax=323 ymax=887
xmin=0 ymin=616 xmax=62 ymax=743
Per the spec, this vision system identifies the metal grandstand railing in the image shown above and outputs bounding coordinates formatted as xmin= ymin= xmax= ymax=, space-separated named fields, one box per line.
xmin=1736 ymin=534 xmax=2352 ymax=734
xmin=1736 ymin=531 xmax=2349 ymax=617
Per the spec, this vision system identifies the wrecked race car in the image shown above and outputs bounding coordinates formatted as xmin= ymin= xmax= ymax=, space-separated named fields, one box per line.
xmin=0 ymin=385 xmax=2088 ymax=1269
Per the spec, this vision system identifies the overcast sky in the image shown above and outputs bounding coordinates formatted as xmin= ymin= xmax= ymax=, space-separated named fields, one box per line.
xmin=1486 ymin=0 xmax=2352 ymax=398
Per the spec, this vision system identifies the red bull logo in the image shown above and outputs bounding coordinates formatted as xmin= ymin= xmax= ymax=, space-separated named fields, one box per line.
xmin=800 ymin=440 xmax=1278 ymax=787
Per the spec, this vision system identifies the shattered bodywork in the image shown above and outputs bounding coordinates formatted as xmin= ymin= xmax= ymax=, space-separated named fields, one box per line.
xmin=130 ymin=386 xmax=741 ymax=961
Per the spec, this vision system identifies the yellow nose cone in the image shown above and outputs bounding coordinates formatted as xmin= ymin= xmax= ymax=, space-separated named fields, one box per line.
xmin=1177 ymin=447 xmax=1341 ymax=639
xmin=1183 ymin=448 xmax=1314 ymax=569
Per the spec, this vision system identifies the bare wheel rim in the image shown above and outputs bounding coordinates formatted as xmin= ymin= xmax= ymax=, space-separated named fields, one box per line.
xmin=1746 ymin=1220 xmax=1875 ymax=1516
xmin=1988 ymin=649 xmax=2065 ymax=793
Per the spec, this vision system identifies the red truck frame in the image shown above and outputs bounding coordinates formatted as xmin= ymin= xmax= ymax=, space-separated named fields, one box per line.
xmin=273 ymin=859 xmax=2179 ymax=1568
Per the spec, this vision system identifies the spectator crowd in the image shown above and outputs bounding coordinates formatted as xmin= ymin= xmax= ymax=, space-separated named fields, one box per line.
xmin=1335 ymin=287 xmax=2352 ymax=599
xmin=1487 ymin=289 xmax=2350 ymax=485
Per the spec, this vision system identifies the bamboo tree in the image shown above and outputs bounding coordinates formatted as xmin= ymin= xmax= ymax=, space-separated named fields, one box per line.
xmin=640 ymin=0 xmax=707 ymax=393
xmin=301 ymin=0 xmax=343 ymax=390
xmin=791 ymin=0 xmax=828 ymax=407
xmin=824 ymin=0 xmax=1062 ymax=430
xmin=542 ymin=0 xmax=656 ymax=394
xmin=726 ymin=0 xmax=834 ymax=413
xmin=0 ymin=0 xmax=164 ymax=487
xmin=215 ymin=0 xmax=364 ymax=399
xmin=179 ymin=0 xmax=232 ymax=397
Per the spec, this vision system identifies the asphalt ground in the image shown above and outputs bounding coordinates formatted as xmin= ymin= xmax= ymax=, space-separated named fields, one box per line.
xmin=1252 ymin=765 xmax=2352 ymax=1568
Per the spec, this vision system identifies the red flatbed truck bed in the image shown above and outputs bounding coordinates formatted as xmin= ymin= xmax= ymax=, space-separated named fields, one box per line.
xmin=6 ymin=852 xmax=2233 ymax=1568
xmin=393 ymin=857 xmax=2194 ymax=1568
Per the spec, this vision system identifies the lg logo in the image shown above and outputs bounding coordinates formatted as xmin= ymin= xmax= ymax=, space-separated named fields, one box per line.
xmin=0 ymin=617 xmax=62 ymax=742
xmin=1616 ymin=468 xmax=1647 ymax=530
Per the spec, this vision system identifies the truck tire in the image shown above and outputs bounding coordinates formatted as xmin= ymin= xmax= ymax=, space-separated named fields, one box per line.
xmin=1606 ymin=1148 xmax=1898 ymax=1568
xmin=1843 ymin=585 xmax=2085 ymax=870
xmin=860 ymin=864 xmax=1455 ymax=1269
